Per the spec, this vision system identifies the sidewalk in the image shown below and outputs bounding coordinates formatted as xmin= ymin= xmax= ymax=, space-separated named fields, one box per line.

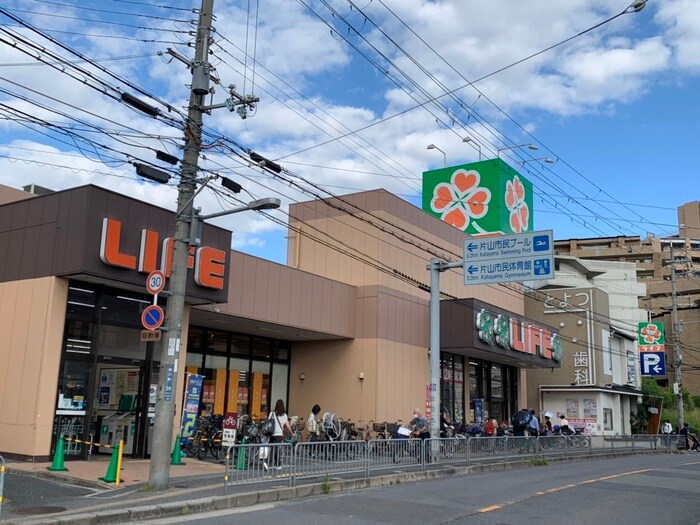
xmin=6 ymin=456 xmax=225 ymax=489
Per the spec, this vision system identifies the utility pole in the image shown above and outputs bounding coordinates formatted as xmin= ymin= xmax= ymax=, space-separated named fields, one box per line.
xmin=148 ymin=0 xmax=214 ymax=490
xmin=669 ymin=242 xmax=685 ymax=430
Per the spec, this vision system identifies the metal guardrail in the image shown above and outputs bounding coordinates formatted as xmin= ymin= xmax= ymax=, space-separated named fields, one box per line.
xmin=0 ymin=454 xmax=5 ymax=519
xmin=222 ymin=434 xmax=675 ymax=491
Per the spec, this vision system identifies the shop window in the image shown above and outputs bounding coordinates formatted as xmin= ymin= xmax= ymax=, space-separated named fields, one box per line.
xmin=56 ymin=359 xmax=90 ymax=414
xmin=273 ymin=342 xmax=290 ymax=360
xmin=270 ymin=363 xmax=289 ymax=414
xmin=252 ymin=338 xmax=272 ymax=359
xmin=603 ymin=408 xmax=613 ymax=431
xmin=469 ymin=361 xmax=479 ymax=401
xmin=101 ymin=292 xmax=152 ymax=327
xmin=97 ymin=325 xmax=147 ymax=361
xmin=186 ymin=352 xmax=204 ymax=370
xmin=251 ymin=360 xmax=271 ymax=418
xmin=63 ymin=318 xmax=94 ymax=355
xmin=187 ymin=327 xmax=205 ymax=353
xmin=227 ymin=357 xmax=250 ymax=417
xmin=206 ymin=330 xmax=228 ymax=353
xmin=230 ymin=334 xmax=250 ymax=357
xmin=66 ymin=286 xmax=97 ymax=321
xmin=202 ymin=354 xmax=227 ymax=416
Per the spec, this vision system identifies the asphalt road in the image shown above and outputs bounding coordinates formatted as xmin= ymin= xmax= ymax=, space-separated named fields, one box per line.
xmin=137 ymin=454 xmax=700 ymax=525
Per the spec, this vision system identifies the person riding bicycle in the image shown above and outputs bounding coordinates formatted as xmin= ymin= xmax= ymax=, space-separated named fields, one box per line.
xmin=559 ymin=414 xmax=572 ymax=435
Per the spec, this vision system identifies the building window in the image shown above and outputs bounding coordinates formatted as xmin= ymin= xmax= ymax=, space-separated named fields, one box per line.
xmin=603 ymin=408 xmax=613 ymax=431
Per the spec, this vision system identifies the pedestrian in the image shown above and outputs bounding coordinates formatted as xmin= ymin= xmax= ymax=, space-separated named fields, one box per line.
xmin=268 ymin=399 xmax=293 ymax=467
xmin=484 ymin=417 xmax=496 ymax=437
xmin=410 ymin=408 xmax=430 ymax=462
xmin=306 ymin=404 xmax=321 ymax=441
xmin=661 ymin=419 xmax=673 ymax=448
xmin=528 ymin=410 xmax=540 ymax=437
xmin=543 ymin=414 xmax=553 ymax=435
xmin=511 ymin=408 xmax=532 ymax=452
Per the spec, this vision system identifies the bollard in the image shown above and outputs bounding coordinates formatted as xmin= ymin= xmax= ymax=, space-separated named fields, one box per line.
xmin=115 ymin=440 xmax=124 ymax=488
xmin=236 ymin=437 xmax=247 ymax=470
xmin=170 ymin=434 xmax=186 ymax=466
xmin=0 ymin=455 xmax=5 ymax=519
xmin=47 ymin=435 xmax=69 ymax=472
xmin=100 ymin=441 xmax=121 ymax=483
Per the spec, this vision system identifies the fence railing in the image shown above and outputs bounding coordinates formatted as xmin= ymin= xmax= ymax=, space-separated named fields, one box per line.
xmin=222 ymin=434 xmax=675 ymax=491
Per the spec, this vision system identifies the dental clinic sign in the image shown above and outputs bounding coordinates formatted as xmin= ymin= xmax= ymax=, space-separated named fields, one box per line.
xmin=422 ymin=158 xmax=533 ymax=236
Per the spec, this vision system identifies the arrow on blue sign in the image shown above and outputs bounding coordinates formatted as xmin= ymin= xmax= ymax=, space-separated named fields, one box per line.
xmin=466 ymin=242 xmax=478 ymax=253
xmin=467 ymin=265 xmax=478 ymax=275
xmin=641 ymin=352 xmax=666 ymax=376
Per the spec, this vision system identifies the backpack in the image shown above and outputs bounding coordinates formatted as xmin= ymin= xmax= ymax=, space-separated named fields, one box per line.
xmin=485 ymin=419 xmax=495 ymax=436
xmin=512 ymin=410 xmax=531 ymax=428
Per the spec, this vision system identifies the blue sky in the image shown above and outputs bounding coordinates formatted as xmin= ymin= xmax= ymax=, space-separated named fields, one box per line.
xmin=0 ymin=0 xmax=698 ymax=264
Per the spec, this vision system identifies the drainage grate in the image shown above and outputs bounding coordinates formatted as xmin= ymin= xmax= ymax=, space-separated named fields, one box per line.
xmin=13 ymin=506 xmax=66 ymax=515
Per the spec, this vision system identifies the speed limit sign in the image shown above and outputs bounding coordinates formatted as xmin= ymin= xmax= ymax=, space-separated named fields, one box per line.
xmin=146 ymin=270 xmax=166 ymax=295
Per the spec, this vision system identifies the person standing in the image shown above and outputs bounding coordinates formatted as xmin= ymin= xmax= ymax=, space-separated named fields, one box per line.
xmin=269 ymin=399 xmax=292 ymax=467
xmin=306 ymin=404 xmax=322 ymax=441
xmin=410 ymin=408 xmax=430 ymax=462
xmin=511 ymin=408 xmax=532 ymax=452
xmin=528 ymin=410 xmax=540 ymax=437
xmin=661 ymin=419 xmax=673 ymax=448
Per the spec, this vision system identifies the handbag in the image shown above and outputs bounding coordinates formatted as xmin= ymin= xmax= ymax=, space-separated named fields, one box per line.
xmin=262 ymin=415 xmax=276 ymax=436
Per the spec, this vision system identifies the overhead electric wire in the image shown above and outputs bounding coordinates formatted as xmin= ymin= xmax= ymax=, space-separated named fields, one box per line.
xmin=28 ymin=0 xmax=193 ymax=23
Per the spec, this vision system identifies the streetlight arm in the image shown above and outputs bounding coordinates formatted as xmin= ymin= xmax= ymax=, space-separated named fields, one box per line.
xmin=198 ymin=197 xmax=281 ymax=220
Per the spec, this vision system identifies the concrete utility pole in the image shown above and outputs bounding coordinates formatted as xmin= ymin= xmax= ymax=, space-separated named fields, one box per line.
xmin=148 ymin=0 xmax=214 ymax=490
xmin=669 ymin=242 xmax=685 ymax=430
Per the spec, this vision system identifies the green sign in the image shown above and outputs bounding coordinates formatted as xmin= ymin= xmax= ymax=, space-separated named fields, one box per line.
xmin=638 ymin=322 xmax=665 ymax=346
xmin=422 ymin=158 xmax=533 ymax=235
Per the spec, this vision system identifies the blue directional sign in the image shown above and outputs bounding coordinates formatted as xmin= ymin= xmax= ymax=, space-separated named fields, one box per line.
xmin=641 ymin=351 xmax=666 ymax=376
xmin=463 ymin=230 xmax=554 ymax=285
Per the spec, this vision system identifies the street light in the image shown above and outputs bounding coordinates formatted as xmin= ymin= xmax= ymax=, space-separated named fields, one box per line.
xmin=462 ymin=137 xmax=482 ymax=161
xmin=189 ymin=198 xmax=281 ymax=246
xmin=519 ymin=157 xmax=556 ymax=167
xmin=497 ymin=143 xmax=538 ymax=158
xmin=426 ymin=144 xmax=446 ymax=167
xmin=199 ymin=197 xmax=281 ymax=220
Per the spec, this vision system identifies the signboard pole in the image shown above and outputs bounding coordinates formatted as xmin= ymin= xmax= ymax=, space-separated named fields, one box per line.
xmin=427 ymin=259 xmax=462 ymax=443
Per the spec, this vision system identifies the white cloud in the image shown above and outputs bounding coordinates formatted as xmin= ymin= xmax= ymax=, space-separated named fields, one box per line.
xmin=655 ymin=0 xmax=700 ymax=71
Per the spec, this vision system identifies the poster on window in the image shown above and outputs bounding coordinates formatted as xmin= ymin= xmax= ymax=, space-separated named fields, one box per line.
xmin=583 ymin=399 xmax=597 ymax=418
xmin=566 ymin=399 xmax=579 ymax=418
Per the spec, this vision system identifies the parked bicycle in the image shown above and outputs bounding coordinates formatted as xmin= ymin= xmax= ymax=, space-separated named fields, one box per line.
xmin=183 ymin=414 xmax=224 ymax=460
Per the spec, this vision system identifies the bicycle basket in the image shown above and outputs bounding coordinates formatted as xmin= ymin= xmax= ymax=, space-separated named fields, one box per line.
xmin=372 ymin=422 xmax=386 ymax=433
xmin=387 ymin=423 xmax=401 ymax=435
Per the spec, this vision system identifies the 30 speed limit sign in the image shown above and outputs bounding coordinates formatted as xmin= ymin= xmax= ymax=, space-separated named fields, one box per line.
xmin=146 ymin=270 xmax=166 ymax=295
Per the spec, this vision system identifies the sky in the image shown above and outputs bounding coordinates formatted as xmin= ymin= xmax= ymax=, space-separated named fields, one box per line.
xmin=0 ymin=0 xmax=698 ymax=265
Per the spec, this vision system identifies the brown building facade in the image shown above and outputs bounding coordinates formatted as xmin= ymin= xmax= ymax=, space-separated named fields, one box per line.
xmin=0 ymin=184 xmax=559 ymax=460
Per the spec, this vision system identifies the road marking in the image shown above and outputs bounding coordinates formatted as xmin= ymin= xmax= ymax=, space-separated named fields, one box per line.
xmin=478 ymin=504 xmax=503 ymax=513
xmin=140 ymin=502 xmax=277 ymax=524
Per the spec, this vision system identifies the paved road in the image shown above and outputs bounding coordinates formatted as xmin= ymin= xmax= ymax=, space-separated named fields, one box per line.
xmin=138 ymin=454 xmax=700 ymax=525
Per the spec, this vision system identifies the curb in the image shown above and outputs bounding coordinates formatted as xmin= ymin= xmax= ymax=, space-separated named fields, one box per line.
xmin=5 ymin=466 xmax=111 ymax=491
xmin=1 ymin=450 xmax=664 ymax=524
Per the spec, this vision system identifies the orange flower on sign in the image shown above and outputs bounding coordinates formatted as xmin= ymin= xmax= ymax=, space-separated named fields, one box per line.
xmin=640 ymin=324 xmax=662 ymax=344
xmin=505 ymin=175 xmax=530 ymax=233
xmin=430 ymin=169 xmax=491 ymax=231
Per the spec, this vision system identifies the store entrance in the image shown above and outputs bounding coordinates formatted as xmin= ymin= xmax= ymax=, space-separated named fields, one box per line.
xmin=53 ymin=284 xmax=162 ymax=460
xmin=93 ymin=353 xmax=158 ymax=459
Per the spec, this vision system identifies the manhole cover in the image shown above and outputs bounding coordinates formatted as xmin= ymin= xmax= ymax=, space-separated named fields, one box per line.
xmin=13 ymin=506 xmax=66 ymax=515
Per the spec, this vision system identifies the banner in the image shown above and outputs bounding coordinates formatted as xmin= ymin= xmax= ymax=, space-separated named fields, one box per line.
xmin=180 ymin=373 xmax=204 ymax=439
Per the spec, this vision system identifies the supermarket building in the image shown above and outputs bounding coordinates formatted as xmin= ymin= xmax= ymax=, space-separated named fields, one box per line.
xmin=0 ymin=182 xmax=559 ymax=460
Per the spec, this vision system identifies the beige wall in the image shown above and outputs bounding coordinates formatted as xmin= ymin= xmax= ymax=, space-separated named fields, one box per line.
xmin=0 ymin=183 xmax=34 ymax=205
xmin=0 ymin=277 xmax=68 ymax=458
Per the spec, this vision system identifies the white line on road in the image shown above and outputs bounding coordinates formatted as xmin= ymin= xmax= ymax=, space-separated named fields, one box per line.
xmin=139 ymin=502 xmax=278 ymax=524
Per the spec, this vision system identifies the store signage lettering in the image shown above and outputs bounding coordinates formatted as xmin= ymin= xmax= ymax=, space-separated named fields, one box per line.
xmin=544 ymin=291 xmax=590 ymax=310
xmin=99 ymin=217 xmax=226 ymax=290
xmin=476 ymin=309 xmax=562 ymax=363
